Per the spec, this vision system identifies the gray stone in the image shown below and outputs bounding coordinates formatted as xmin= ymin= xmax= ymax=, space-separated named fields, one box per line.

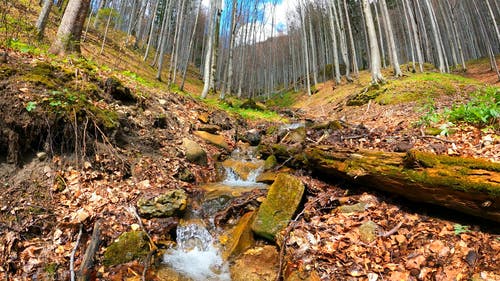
xmin=182 ymin=138 xmax=208 ymax=166
xmin=137 ymin=189 xmax=187 ymax=218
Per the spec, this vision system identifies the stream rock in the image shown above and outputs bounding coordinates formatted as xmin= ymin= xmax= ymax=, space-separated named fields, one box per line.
xmin=137 ymin=189 xmax=187 ymax=218
xmin=182 ymin=138 xmax=208 ymax=166
xmin=103 ymin=231 xmax=149 ymax=266
xmin=221 ymin=211 xmax=255 ymax=259
xmin=194 ymin=130 xmax=230 ymax=150
xmin=222 ymin=159 xmax=264 ymax=180
xmin=230 ymin=246 xmax=279 ymax=281
xmin=241 ymin=129 xmax=261 ymax=146
xmin=251 ymin=174 xmax=305 ymax=241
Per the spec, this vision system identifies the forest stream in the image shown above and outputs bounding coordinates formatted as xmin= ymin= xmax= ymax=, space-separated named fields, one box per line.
xmin=160 ymin=146 xmax=268 ymax=281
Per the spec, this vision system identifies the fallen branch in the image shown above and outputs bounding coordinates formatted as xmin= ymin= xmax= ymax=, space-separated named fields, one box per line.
xmin=77 ymin=220 xmax=102 ymax=281
xmin=126 ymin=206 xmax=157 ymax=251
xmin=419 ymin=135 xmax=455 ymax=144
xmin=70 ymin=224 xmax=83 ymax=281
xmin=380 ymin=220 xmax=404 ymax=238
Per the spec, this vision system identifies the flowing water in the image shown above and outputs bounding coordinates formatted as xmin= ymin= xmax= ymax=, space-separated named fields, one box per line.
xmin=162 ymin=146 xmax=267 ymax=281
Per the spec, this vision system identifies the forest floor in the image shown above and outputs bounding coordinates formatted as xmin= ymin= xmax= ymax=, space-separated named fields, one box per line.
xmin=0 ymin=1 xmax=499 ymax=280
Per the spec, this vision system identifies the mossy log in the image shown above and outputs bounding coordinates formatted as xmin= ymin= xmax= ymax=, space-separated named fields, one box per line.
xmin=262 ymin=144 xmax=500 ymax=222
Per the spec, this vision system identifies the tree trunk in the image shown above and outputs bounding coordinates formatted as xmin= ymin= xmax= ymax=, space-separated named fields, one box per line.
xmin=362 ymin=0 xmax=384 ymax=84
xmin=380 ymin=0 xmax=402 ymax=76
xmin=50 ymin=0 xmax=90 ymax=55
xmin=261 ymin=144 xmax=500 ymax=222
xmin=35 ymin=0 xmax=53 ymax=40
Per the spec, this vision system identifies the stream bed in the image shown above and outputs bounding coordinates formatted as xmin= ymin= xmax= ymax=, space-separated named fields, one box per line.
xmin=161 ymin=147 xmax=268 ymax=281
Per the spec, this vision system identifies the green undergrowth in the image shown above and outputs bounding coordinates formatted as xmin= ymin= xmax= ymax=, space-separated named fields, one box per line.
xmin=418 ymin=86 xmax=499 ymax=130
xmin=203 ymin=97 xmax=284 ymax=121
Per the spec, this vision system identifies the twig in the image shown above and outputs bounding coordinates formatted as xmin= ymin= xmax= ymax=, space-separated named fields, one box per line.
xmin=380 ymin=220 xmax=404 ymax=238
xmin=126 ymin=206 xmax=157 ymax=251
xmin=78 ymin=220 xmax=102 ymax=281
xmin=273 ymin=156 xmax=293 ymax=171
xmin=70 ymin=224 xmax=83 ymax=281
xmin=419 ymin=135 xmax=455 ymax=144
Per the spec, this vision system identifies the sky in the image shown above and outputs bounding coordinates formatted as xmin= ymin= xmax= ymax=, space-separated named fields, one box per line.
xmin=201 ymin=0 xmax=300 ymax=42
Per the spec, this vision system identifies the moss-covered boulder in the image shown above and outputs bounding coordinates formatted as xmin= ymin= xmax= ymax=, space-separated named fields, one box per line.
xmin=137 ymin=189 xmax=187 ymax=218
xmin=251 ymin=174 xmax=305 ymax=241
xmin=230 ymin=246 xmax=279 ymax=281
xmin=103 ymin=231 xmax=150 ymax=266
xmin=182 ymin=138 xmax=208 ymax=166
xmin=264 ymin=155 xmax=277 ymax=170
xmin=194 ymin=130 xmax=230 ymax=150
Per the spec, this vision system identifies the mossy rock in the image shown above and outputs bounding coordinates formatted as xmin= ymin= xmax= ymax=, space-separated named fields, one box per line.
xmin=103 ymin=231 xmax=150 ymax=266
xmin=359 ymin=221 xmax=379 ymax=243
xmin=240 ymin=99 xmax=266 ymax=111
xmin=137 ymin=189 xmax=188 ymax=218
xmin=251 ymin=174 xmax=305 ymax=241
xmin=346 ymin=84 xmax=383 ymax=106
xmin=194 ymin=130 xmax=229 ymax=150
xmin=264 ymin=155 xmax=277 ymax=170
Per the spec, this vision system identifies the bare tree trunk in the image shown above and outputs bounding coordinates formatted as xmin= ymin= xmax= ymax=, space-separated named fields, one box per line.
xmin=362 ymin=0 xmax=384 ymax=84
xmin=180 ymin=0 xmax=201 ymax=91
xmin=35 ymin=0 xmax=53 ymax=40
xmin=300 ymin=0 xmax=311 ymax=95
xmin=380 ymin=0 xmax=402 ymax=76
xmin=50 ymin=0 xmax=90 ymax=55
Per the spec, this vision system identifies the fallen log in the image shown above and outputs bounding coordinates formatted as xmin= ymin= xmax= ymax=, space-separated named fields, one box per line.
xmin=261 ymin=144 xmax=500 ymax=222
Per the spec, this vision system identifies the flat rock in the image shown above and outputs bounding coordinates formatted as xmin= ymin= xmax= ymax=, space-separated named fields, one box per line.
xmin=230 ymin=246 xmax=279 ymax=281
xmin=221 ymin=211 xmax=255 ymax=259
xmin=194 ymin=130 xmax=229 ymax=150
xmin=137 ymin=189 xmax=187 ymax=218
xmin=251 ymin=174 xmax=305 ymax=241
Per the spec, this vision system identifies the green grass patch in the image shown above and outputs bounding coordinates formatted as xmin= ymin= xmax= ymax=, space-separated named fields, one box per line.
xmin=203 ymin=97 xmax=284 ymax=121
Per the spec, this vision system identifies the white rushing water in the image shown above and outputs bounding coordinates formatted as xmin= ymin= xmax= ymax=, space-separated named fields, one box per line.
xmin=222 ymin=166 xmax=265 ymax=187
xmin=163 ymin=223 xmax=231 ymax=281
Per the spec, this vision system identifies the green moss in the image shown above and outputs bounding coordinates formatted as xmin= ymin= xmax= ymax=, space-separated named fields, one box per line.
xmin=44 ymin=263 xmax=58 ymax=278
xmin=103 ymin=231 xmax=150 ymax=266
xmin=22 ymin=62 xmax=58 ymax=88
xmin=0 ymin=65 xmax=16 ymax=80
xmin=264 ymin=155 xmax=277 ymax=170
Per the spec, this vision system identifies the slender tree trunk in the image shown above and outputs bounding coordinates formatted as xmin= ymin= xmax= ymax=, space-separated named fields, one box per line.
xmin=201 ymin=1 xmax=216 ymax=98
xmin=300 ymin=0 xmax=311 ymax=95
xmin=362 ymin=0 xmax=384 ymax=84
xmin=380 ymin=0 xmax=402 ymax=76
xmin=180 ymin=0 xmax=201 ymax=91
xmin=343 ymin=0 xmax=358 ymax=75
xmin=35 ymin=0 xmax=53 ymax=40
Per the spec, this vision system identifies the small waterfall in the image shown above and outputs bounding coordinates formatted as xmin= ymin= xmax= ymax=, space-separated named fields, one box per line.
xmin=163 ymin=223 xmax=231 ymax=281
xmin=222 ymin=165 xmax=265 ymax=187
